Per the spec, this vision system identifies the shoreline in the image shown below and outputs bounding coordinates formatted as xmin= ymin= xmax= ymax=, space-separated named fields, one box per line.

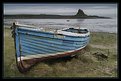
xmin=4 ymin=27 xmax=117 ymax=34
xmin=4 ymin=15 xmax=111 ymax=19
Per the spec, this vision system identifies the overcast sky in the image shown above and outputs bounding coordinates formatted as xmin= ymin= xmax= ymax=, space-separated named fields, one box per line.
xmin=4 ymin=3 xmax=117 ymax=18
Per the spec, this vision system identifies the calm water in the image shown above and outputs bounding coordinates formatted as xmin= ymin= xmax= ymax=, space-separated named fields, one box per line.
xmin=4 ymin=18 xmax=117 ymax=33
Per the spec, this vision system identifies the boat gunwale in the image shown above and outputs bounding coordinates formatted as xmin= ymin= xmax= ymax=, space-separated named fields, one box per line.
xmin=15 ymin=24 xmax=90 ymax=37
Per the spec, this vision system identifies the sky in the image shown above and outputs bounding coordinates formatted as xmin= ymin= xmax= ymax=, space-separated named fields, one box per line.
xmin=4 ymin=3 xmax=117 ymax=18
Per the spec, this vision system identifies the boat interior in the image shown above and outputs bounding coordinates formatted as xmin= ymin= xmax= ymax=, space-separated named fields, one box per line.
xmin=62 ymin=28 xmax=88 ymax=34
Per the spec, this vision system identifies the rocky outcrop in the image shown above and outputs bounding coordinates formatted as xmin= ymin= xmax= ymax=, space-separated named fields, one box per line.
xmin=75 ymin=9 xmax=87 ymax=17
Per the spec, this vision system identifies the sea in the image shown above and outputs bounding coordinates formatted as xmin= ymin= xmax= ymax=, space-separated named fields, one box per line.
xmin=4 ymin=18 xmax=117 ymax=33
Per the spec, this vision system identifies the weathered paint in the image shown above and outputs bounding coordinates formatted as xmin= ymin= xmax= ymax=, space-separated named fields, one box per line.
xmin=12 ymin=23 xmax=90 ymax=73
xmin=15 ymin=27 xmax=89 ymax=59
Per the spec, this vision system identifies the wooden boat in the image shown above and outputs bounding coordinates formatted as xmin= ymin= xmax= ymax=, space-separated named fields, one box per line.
xmin=11 ymin=22 xmax=90 ymax=73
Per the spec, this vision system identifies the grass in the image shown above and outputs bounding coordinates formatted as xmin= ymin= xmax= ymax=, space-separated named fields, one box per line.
xmin=3 ymin=28 xmax=118 ymax=78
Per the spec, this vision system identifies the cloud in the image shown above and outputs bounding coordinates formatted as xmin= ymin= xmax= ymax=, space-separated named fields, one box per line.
xmin=83 ymin=8 xmax=117 ymax=18
xmin=4 ymin=6 xmax=77 ymax=15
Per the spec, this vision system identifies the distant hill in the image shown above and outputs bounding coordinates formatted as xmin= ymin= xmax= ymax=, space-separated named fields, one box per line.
xmin=75 ymin=9 xmax=87 ymax=17
xmin=4 ymin=9 xmax=111 ymax=19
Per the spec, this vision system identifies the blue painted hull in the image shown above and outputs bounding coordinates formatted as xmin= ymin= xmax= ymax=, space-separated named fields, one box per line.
xmin=12 ymin=23 xmax=90 ymax=72
xmin=15 ymin=27 xmax=89 ymax=57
